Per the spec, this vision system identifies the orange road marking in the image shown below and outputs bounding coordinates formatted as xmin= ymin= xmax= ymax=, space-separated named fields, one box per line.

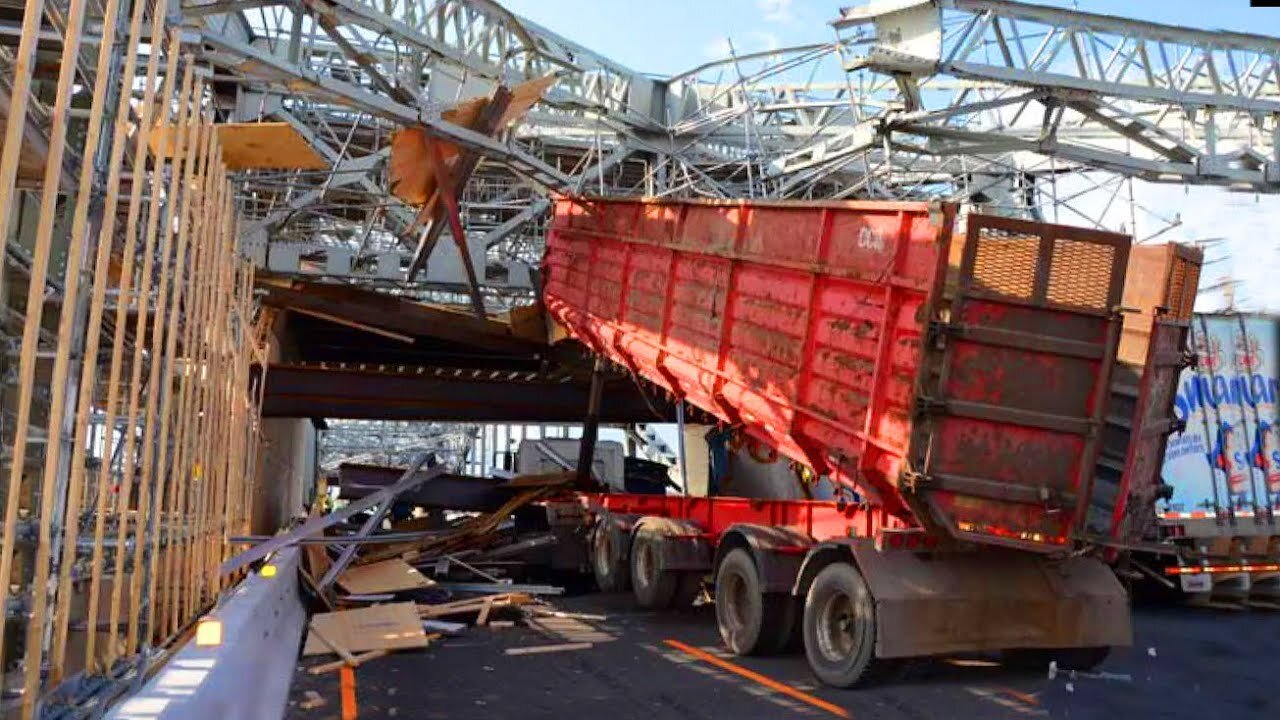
xmin=340 ymin=664 xmax=358 ymax=720
xmin=1000 ymin=687 xmax=1041 ymax=707
xmin=663 ymin=639 xmax=850 ymax=718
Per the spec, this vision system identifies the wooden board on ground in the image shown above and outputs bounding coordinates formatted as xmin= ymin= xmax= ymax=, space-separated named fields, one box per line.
xmin=504 ymin=642 xmax=592 ymax=656
xmin=336 ymin=558 xmax=433 ymax=594
xmin=303 ymin=603 xmax=430 ymax=656
xmin=416 ymin=593 xmax=534 ymax=618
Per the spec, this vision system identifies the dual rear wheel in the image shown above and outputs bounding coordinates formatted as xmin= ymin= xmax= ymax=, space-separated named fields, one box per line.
xmin=592 ymin=518 xmax=703 ymax=609
xmin=714 ymin=549 xmax=797 ymax=655
xmin=629 ymin=527 xmax=702 ymax=609
xmin=716 ymin=556 xmax=889 ymax=687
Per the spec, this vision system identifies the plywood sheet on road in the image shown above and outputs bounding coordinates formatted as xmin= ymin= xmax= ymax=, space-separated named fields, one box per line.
xmin=303 ymin=602 xmax=429 ymax=656
xmin=336 ymin=558 xmax=433 ymax=594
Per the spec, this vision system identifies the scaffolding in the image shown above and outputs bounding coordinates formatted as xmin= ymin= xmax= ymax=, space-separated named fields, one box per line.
xmin=2 ymin=0 xmax=1280 ymax=716
xmin=0 ymin=2 xmax=265 ymax=716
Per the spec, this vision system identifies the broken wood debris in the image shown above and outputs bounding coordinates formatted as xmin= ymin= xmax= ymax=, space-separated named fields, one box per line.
xmin=421 ymin=619 xmax=467 ymax=635
xmin=308 ymin=649 xmax=389 ymax=676
xmin=503 ymin=642 xmax=593 ymax=656
xmin=279 ymin=464 xmax=586 ymax=681
xmin=220 ymin=461 xmax=447 ymax=575
xmin=336 ymin=559 xmax=433 ymax=595
xmin=416 ymin=593 xmax=535 ymax=619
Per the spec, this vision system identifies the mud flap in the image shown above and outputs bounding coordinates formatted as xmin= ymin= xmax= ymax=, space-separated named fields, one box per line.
xmin=846 ymin=542 xmax=1132 ymax=659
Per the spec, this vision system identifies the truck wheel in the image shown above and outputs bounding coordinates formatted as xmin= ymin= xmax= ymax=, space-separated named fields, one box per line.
xmin=803 ymin=562 xmax=883 ymax=687
xmin=631 ymin=528 xmax=678 ymax=609
xmin=592 ymin=520 xmax=630 ymax=592
xmin=716 ymin=549 xmax=796 ymax=655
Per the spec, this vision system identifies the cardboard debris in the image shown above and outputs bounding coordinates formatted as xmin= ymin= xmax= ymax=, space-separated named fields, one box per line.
xmin=336 ymin=558 xmax=433 ymax=595
xmin=303 ymin=603 xmax=431 ymax=656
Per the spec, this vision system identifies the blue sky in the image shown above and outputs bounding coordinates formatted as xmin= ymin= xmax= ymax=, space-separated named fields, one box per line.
xmin=499 ymin=1 xmax=1280 ymax=310
xmin=501 ymin=1 xmax=1280 ymax=76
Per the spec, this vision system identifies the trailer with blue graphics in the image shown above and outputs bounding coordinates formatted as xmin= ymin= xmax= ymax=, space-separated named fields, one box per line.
xmin=1157 ymin=313 xmax=1280 ymax=604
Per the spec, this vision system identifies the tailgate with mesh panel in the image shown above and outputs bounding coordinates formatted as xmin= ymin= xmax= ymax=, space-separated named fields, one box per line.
xmin=907 ymin=215 xmax=1131 ymax=552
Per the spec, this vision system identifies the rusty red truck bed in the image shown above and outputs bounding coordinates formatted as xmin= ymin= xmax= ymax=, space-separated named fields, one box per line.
xmin=544 ymin=197 xmax=1132 ymax=553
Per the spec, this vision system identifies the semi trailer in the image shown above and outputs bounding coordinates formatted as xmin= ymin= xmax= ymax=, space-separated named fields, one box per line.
xmin=1156 ymin=313 xmax=1280 ymax=604
xmin=540 ymin=196 xmax=1172 ymax=686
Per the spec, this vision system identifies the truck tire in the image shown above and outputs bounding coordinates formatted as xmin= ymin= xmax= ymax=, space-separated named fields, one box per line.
xmin=715 ymin=549 xmax=795 ymax=655
xmin=803 ymin=561 xmax=885 ymax=687
xmin=631 ymin=528 xmax=678 ymax=609
xmin=592 ymin=520 xmax=630 ymax=592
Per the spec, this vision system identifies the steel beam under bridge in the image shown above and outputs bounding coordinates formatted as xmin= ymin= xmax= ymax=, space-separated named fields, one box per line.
xmin=261 ymin=364 xmax=699 ymax=423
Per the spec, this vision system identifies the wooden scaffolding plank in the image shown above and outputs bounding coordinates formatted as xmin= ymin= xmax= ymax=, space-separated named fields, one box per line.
xmin=159 ymin=95 xmax=210 ymax=640
xmin=0 ymin=0 xmax=73 ymax=679
xmin=82 ymin=0 xmax=155 ymax=671
xmin=125 ymin=55 xmax=198 ymax=656
xmin=105 ymin=18 xmax=180 ymax=669
xmin=18 ymin=0 xmax=102 ymax=710
xmin=47 ymin=0 xmax=129 ymax=683
xmin=151 ymin=104 xmax=213 ymax=642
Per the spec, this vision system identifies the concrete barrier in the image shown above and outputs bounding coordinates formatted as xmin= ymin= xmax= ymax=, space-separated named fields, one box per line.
xmin=106 ymin=547 xmax=305 ymax=719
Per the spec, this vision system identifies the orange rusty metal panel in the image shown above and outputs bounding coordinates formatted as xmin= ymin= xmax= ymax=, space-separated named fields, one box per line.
xmin=544 ymin=198 xmax=1133 ymax=552
xmin=1089 ymin=244 xmax=1202 ymax=550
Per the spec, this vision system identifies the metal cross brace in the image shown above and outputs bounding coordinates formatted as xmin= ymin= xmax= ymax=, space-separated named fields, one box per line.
xmin=219 ymin=455 xmax=445 ymax=576
xmin=316 ymin=454 xmax=439 ymax=590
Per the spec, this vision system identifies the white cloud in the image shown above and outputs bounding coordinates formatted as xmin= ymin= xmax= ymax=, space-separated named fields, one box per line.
xmin=757 ymin=0 xmax=795 ymax=24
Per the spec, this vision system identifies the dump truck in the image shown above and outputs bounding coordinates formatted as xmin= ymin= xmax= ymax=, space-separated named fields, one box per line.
xmin=541 ymin=196 xmax=1156 ymax=686
xmin=1156 ymin=313 xmax=1280 ymax=604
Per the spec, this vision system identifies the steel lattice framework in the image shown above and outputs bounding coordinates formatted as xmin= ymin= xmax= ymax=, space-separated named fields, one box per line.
xmin=178 ymin=0 xmax=1280 ymax=466
xmin=188 ymin=1 xmax=1280 ymax=283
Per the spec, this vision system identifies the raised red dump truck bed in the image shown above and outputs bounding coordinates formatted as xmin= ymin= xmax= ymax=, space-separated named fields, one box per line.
xmin=544 ymin=197 xmax=1131 ymax=553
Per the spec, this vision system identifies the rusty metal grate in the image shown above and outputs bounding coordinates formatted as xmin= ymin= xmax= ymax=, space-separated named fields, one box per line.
xmin=972 ymin=227 xmax=1040 ymax=300
xmin=963 ymin=215 xmax=1127 ymax=311
xmin=1166 ymin=257 xmax=1199 ymax=321
xmin=1046 ymin=238 xmax=1115 ymax=310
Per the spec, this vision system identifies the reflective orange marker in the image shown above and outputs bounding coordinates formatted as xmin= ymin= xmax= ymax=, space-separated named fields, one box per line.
xmin=662 ymin=639 xmax=850 ymax=718
xmin=340 ymin=665 xmax=357 ymax=720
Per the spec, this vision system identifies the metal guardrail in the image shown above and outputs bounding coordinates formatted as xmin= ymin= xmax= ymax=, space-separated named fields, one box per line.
xmin=104 ymin=548 xmax=305 ymax=720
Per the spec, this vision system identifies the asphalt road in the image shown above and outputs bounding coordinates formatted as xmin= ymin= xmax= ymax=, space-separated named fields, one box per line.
xmin=286 ymin=594 xmax=1279 ymax=720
